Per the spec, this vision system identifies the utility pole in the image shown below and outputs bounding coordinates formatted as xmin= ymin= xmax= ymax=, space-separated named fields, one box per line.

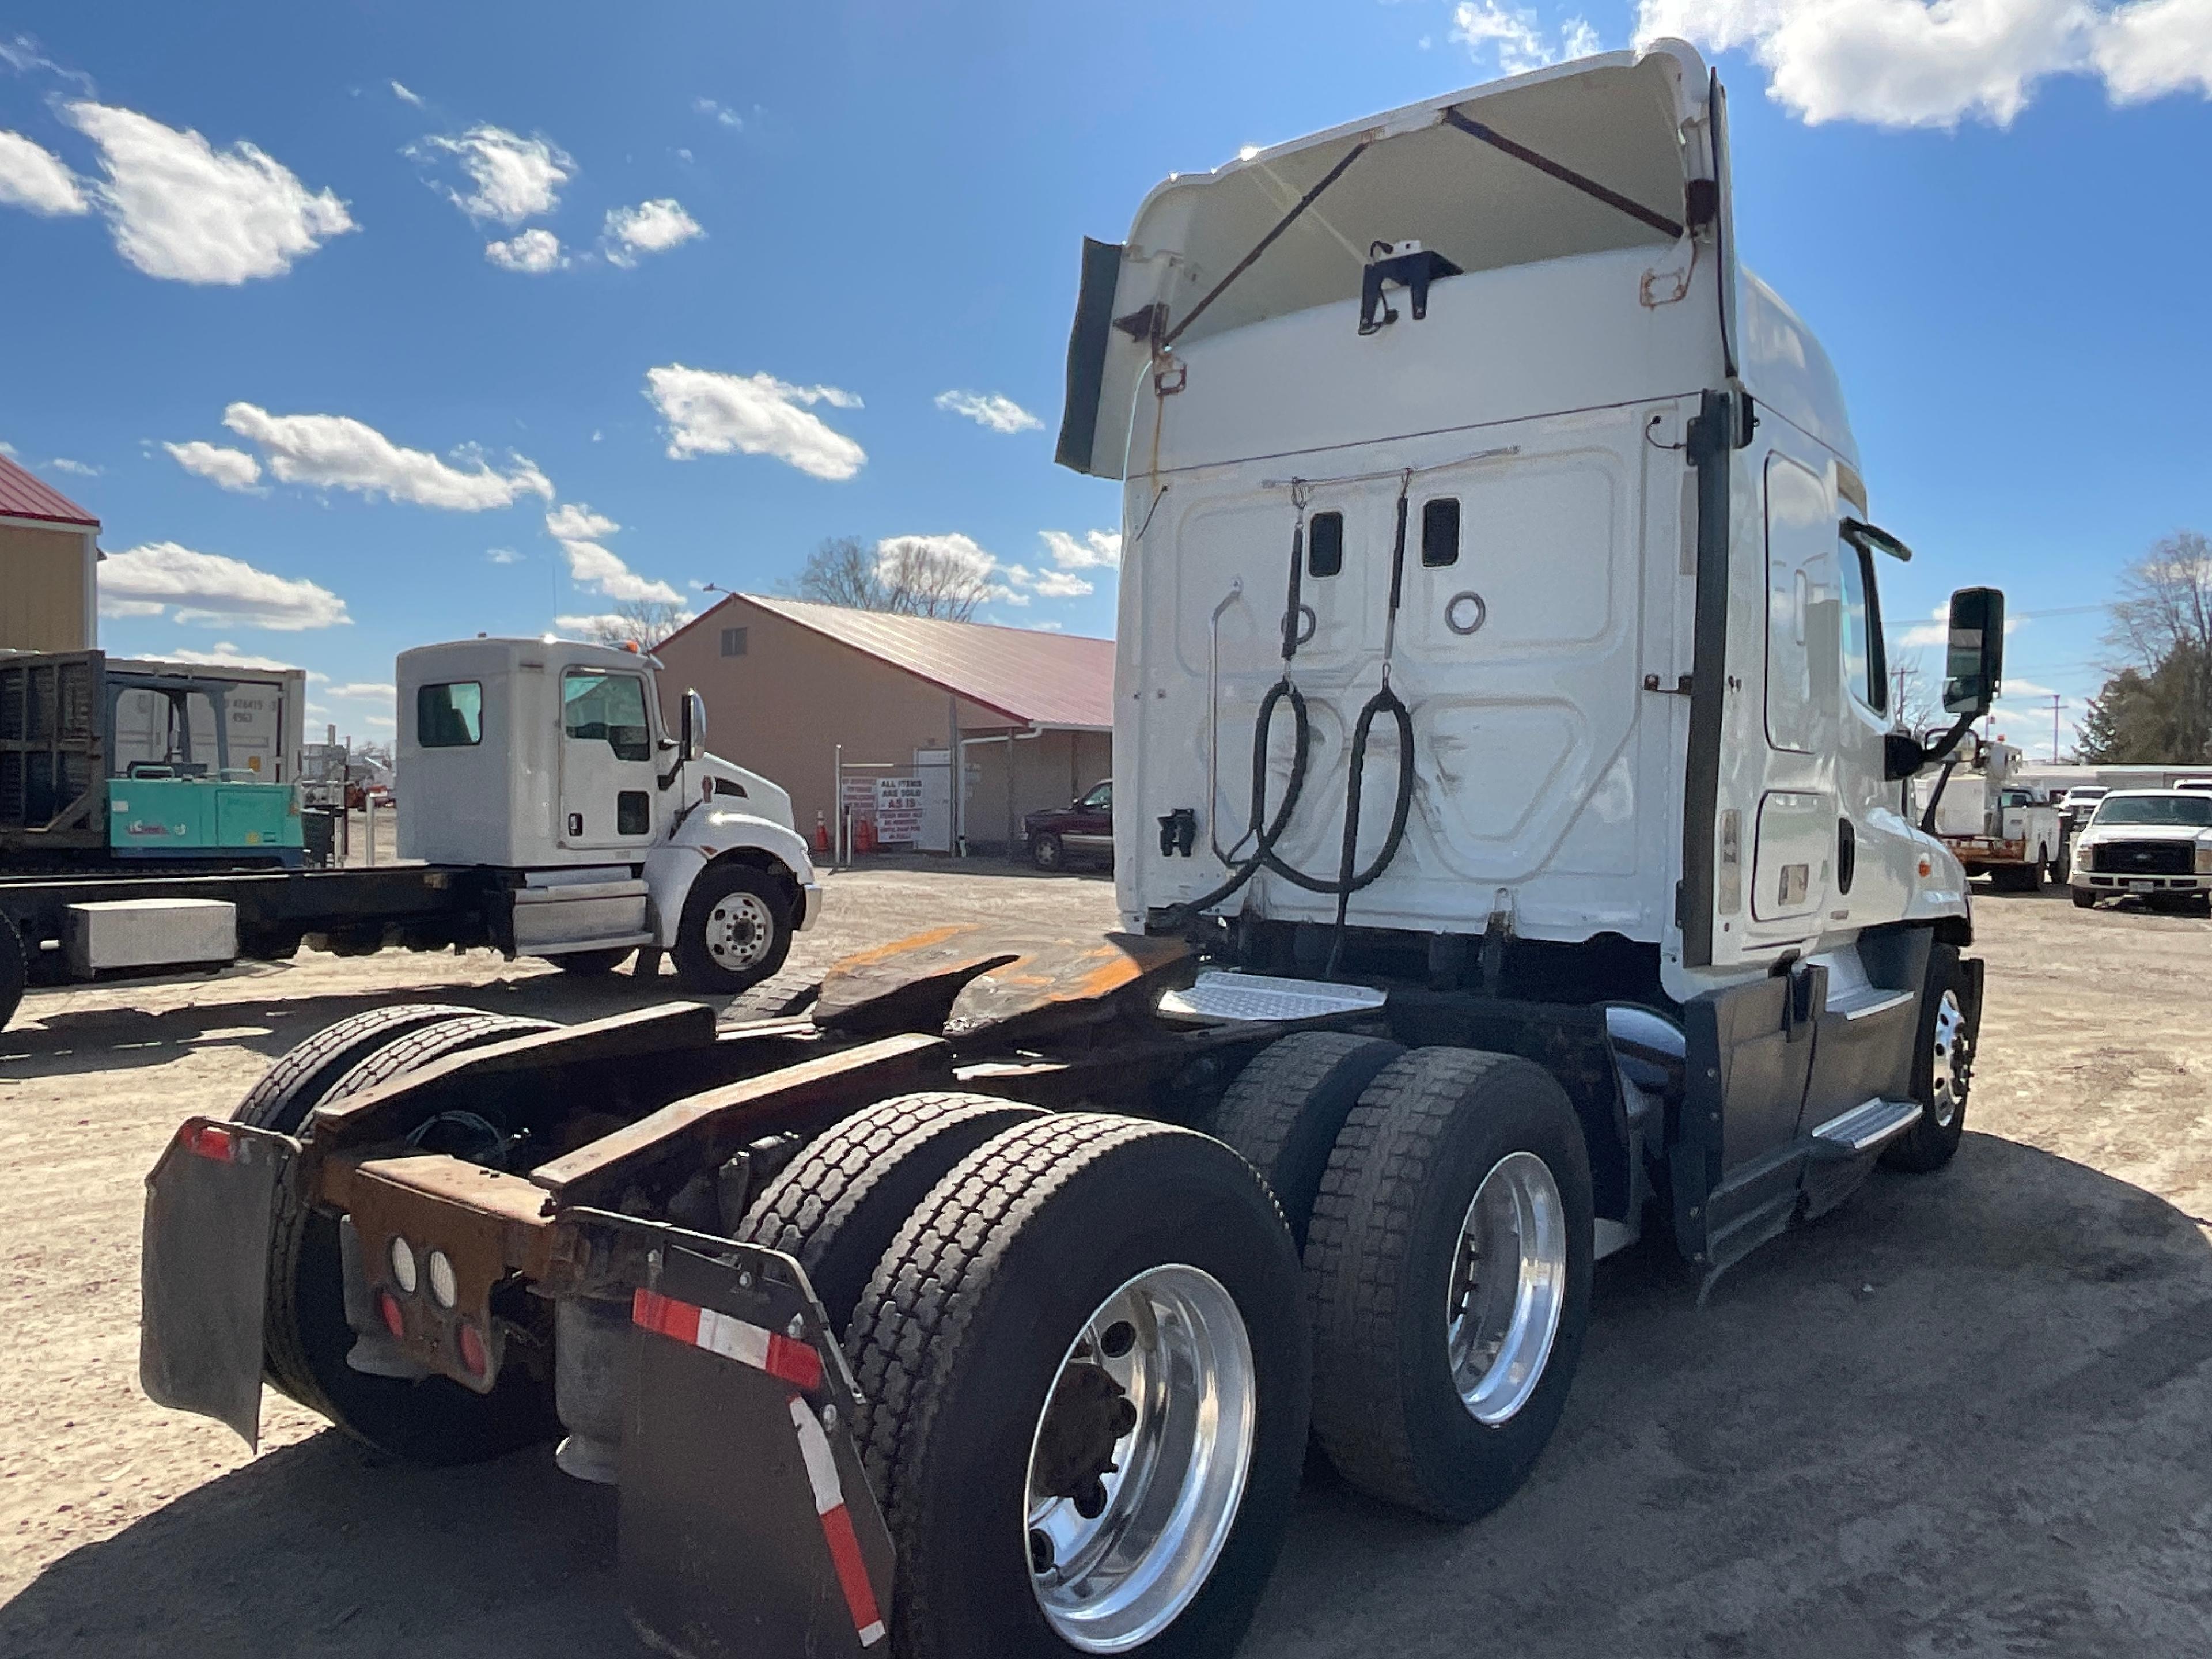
xmin=2050 ymin=692 xmax=2062 ymax=764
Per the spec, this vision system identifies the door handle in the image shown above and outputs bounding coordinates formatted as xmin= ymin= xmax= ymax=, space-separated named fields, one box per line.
xmin=1642 ymin=673 xmax=1693 ymax=696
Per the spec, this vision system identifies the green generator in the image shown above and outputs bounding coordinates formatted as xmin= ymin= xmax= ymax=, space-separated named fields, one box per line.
xmin=2 ymin=651 xmax=306 ymax=868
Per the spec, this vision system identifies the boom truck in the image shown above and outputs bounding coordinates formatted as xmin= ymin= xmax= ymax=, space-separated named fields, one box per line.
xmin=139 ymin=43 xmax=2003 ymax=1659
xmin=1911 ymin=732 xmax=2064 ymax=890
xmin=0 ymin=638 xmax=819 ymax=1030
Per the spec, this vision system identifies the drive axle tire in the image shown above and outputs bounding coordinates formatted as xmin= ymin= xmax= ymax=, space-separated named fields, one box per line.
xmin=0 ymin=919 xmax=25 ymax=1035
xmin=740 ymin=1092 xmax=1046 ymax=1335
xmin=1204 ymin=1032 xmax=1404 ymax=1250
xmin=673 ymin=862 xmax=793 ymax=994
xmin=247 ymin=1011 xmax=562 ymax=1464
xmin=845 ymin=1115 xmax=1309 ymax=1659
xmin=1305 ymin=1047 xmax=1594 ymax=1522
xmin=233 ymin=1002 xmax=488 ymax=1134
xmin=1882 ymin=945 xmax=1972 ymax=1173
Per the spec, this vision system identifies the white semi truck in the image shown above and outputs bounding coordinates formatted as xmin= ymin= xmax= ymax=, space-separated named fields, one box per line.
xmin=0 ymin=637 xmax=818 ymax=1029
xmin=139 ymin=43 xmax=2001 ymax=1659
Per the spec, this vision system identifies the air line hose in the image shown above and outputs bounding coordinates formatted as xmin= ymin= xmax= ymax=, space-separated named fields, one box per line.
xmin=1164 ymin=480 xmax=1420 ymax=940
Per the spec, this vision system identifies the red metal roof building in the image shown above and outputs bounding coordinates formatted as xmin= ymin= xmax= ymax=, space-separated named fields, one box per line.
xmin=0 ymin=454 xmax=101 ymax=653
xmin=654 ymin=594 xmax=1116 ymax=857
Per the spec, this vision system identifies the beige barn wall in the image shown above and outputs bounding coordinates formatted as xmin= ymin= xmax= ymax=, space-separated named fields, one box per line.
xmin=654 ymin=597 xmax=1005 ymax=842
xmin=0 ymin=524 xmax=93 ymax=652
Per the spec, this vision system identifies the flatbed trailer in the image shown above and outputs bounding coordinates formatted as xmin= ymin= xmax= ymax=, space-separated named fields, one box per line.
xmin=0 ymin=862 xmax=517 ymax=1027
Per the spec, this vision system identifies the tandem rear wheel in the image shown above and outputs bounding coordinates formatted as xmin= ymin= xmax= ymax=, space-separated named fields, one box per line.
xmin=234 ymin=1003 xmax=563 ymax=1464
xmin=1217 ymin=1036 xmax=1596 ymax=1522
xmin=843 ymin=1113 xmax=1310 ymax=1658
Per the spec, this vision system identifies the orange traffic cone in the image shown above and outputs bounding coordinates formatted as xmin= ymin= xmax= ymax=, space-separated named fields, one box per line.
xmin=813 ymin=810 xmax=830 ymax=854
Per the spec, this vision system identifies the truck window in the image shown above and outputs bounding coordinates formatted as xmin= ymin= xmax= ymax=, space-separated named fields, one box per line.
xmin=417 ymin=681 xmax=483 ymax=748
xmin=1835 ymin=536 xmax=1888 ymax=714
xmin=1308 ymin=511 xmax=1344 ymax=578
xmin=563 ymin=671 xmax=651 ymax=762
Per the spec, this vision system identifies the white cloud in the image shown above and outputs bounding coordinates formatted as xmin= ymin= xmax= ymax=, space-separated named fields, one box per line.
xmin=554 ymin=611 xmax=628 ymax=637
xmin=934 ymin=389 xmax=1043 ymax=434
xmin=222 ymin=402 xmax=554 ymax=511
xmin=2095 ymin=0 xmax=2212 ymax=98
xmin=881 ymin=533 xmax=1029 ymax=606
xmin=694 ymin=97 xmax=743 ymax=128
xmin=547 ymin=502 xmax=619 ymax=541
xmin=602 ymin=198 xmax=703 ymax=267
xmin=1896 ymin=602 xmax=2031 ymax=649
xmin=1027 ymin=567 xmax=1095 ymax=599
xmin=486 ymin=226 xmax=565 ymax=272
xmin=1638 ymin=0 xmax=2212 ymax=128
xmin=645 ymin=363 xmax=867 ymax=480
xmin=546 ymin=502 xmax=683 ymax=605
xmin=163 ymin=642 xmax=304 ymax=671
xmin=164 ymin=439 xmax=262 ymax=491
xmin=65 ymin=101 xmax=354 ymax=282
xmin=47 ymin=457 xmax=97 ymax=476
xmin=1452 ymin=1 xmax=1601 ymax=74
xmin=1031 ymin=619 xmax=1066 ymax=632
xmin=325 ymin=680 xmax=396 ymax=701
xmin=414 ymin=125 xmax=571 ymax=225
xmin=101 ymin=541 xmax=351 ymax=631
xmin=486 ymin=546 xmax=522 ymax=564
xmin=1039 ymin=528 xmax=1123 ymax=570
xmin=0 ymin=128 xmax=89 ymax=216
xmin=390 ymin=80 xmax=424 ymax=108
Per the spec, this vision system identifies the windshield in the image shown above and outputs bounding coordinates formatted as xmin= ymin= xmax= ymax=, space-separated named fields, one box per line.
xmin=2092 ymin=796 xmax=2212 ymax=828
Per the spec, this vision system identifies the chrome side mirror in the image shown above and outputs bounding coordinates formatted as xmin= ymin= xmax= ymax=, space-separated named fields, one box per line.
xmin=681 ymin=688 xmax=709 ymax=762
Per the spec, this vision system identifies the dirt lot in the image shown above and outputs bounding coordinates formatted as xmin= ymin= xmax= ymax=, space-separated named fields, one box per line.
xmin=3 ymin=866 xmax=2209 ymax=1657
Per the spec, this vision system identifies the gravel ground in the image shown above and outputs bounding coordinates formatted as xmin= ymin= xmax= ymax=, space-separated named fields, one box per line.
xmin=1 ymin=867 xmax=2207 ymax=1657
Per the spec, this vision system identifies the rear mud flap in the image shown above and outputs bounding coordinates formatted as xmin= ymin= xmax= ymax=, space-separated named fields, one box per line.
xmin=620 ymin=1238 xmax=895 ymax=1658
xmin=139 ymin=1118 xmax=297 ymax=1449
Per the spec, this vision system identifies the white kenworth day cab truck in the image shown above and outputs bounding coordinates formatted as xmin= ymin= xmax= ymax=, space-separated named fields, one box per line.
xmin=138 ymin=44 xmax=2002 ymax=1659
xmin=0 ymin=637 xmax=819 ymax=1030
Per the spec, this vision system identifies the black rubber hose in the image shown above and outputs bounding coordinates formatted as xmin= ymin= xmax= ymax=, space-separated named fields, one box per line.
xmin=1160 ymin=678 xmax=1313 ymax=923
xmin=1325 ymin=684 xmax=1416 ymax=975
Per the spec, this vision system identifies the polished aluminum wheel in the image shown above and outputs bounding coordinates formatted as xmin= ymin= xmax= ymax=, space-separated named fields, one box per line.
xmin=703 ymin=891 xmax=774 ymax=972
xmin=1446 ymin=1150 xmax=1569 ymax=1427
xmin=1929 ymin=988 xmax=1967 ymax=1128
xmin=1024 ymin=1265 xmax=1255 ymax=1653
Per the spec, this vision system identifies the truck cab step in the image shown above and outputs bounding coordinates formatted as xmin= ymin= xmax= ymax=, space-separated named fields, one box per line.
xmin=1808 ymin=1097 xmax=1923 ymax=1156
xmin=1157 ymin=971 xmax=1388 ymax=1026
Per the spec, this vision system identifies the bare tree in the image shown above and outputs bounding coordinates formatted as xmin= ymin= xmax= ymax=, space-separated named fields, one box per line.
xmin=1889 ymin=647 xmax=1940 ymax=737
xmin=788 ymin=535 xmax=991 ymax=622
xmin=578 ymin=598 xmax=691 ymax=652
xmin=2083 ymin=531 xmax=2212 ymax=762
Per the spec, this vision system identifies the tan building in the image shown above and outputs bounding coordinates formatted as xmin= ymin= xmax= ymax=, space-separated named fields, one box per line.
xmin=0 ymin=456 xmax=100 ymax=654
xmin=654 ymin=594 xmax=1114 ymax=856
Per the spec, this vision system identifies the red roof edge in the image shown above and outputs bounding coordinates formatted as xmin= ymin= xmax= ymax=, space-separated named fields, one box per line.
xmin=0 ymin=454 xmax=99 ymax=528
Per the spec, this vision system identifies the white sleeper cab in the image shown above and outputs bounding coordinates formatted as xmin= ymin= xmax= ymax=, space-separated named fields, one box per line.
xmin=398 ymin=638 xmax=820 ymax=990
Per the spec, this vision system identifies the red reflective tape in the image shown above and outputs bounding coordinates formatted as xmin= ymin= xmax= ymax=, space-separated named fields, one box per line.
xmin=819 ymin=1500 xmax=885 ymax=1646
xmin=182 ymin=1122 xmax=235 ymax=1162
xmin=765 ymin=1331 xmax=824 ymax=1392
xmin=631 ymin=1286 xmax=701 ymax=1346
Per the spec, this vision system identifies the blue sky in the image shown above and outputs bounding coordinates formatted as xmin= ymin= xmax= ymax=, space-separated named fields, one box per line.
xmin=1 ymin=1 xmax=2207 ymax=751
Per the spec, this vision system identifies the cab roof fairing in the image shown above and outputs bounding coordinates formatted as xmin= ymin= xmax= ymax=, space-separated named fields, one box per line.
xmin=1061 ymin=39 xmax=1862 ymax=481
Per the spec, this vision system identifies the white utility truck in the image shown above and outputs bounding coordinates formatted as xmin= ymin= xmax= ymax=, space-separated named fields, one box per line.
xmin=139 ymin=43 xmax=2001 ymax=1659
xmin=1913 ymin=733 xmax=2064 ymax=891
xmin=0 ymin=637 xmax=817 ymax=1029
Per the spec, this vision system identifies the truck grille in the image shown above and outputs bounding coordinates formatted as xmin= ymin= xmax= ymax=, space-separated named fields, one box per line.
xmin=2096 ymin=840 xmax=2192 ymax=876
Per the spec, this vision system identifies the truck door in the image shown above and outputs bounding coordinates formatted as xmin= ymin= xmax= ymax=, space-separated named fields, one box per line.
xmin=1754 ymin=453 xmax=1838 ymax=931
xmin=558 ymin=666 xmax=660 ymax=853
xmin=1831 ymin=527 xmax=1908 ymax=923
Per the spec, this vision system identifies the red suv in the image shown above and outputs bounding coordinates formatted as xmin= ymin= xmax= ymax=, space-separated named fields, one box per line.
xmin=1024 ymin=778 xmax=1112 ymax=870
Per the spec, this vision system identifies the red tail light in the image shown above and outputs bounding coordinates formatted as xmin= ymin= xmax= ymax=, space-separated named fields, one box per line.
xmin=456 ymin=1322 xmax=488 ymax=1377
xmin=377 ymin=1291 xmax=406 ymax=1340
